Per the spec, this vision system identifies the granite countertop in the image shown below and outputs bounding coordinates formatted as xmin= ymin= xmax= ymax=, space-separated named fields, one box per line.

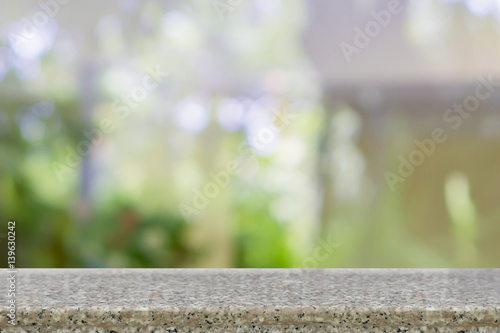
xmin=0 ymin=269 xmax=499 ymax=332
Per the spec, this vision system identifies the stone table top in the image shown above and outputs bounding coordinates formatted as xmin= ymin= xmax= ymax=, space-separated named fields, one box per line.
xmin=0 ymin=269 xmax=499 ymax=332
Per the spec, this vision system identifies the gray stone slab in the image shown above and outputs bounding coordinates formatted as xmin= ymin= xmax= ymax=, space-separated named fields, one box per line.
xmin=0 ymin=269 xmax=499 ymax=332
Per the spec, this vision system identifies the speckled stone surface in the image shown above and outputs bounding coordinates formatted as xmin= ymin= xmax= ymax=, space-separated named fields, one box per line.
xmin=0 ymin=269 xmax=499 ymax=332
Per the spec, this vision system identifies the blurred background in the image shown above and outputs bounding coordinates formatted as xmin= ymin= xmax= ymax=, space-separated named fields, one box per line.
xmin=0 ymin=0 xmax=499 ymax=268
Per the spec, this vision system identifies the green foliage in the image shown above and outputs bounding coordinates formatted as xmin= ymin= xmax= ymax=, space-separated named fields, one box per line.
xmin=79 ymin=201 xmax=193 ymax=268
xmin=234 ymin=193 xmax=292 ymax=268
